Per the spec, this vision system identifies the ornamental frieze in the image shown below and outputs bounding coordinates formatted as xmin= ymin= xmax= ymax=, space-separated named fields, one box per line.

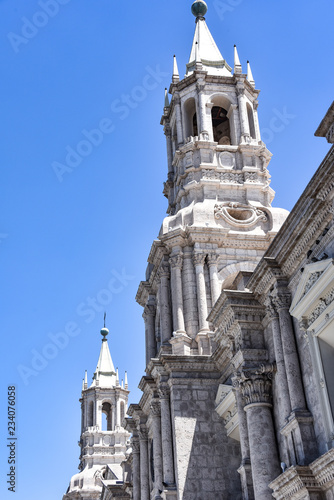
xmin=214 ymin=202 xmax=267 ymax=228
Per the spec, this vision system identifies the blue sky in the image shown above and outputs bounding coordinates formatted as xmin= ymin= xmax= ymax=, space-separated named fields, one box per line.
xmin=0 ymin=0 xmax=333 ymax=498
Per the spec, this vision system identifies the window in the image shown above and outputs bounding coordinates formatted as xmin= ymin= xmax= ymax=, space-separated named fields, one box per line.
xmin=211 ymin=106 xmax=231 ymax=144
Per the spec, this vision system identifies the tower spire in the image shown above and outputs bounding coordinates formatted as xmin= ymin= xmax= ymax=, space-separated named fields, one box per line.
xmin=247 ymin=60 xmax=255 ymax=87
xmin=234 ymin=44 xmax=242 ymax=74
xmin=172 ymin=55 xmax=180 ymax=83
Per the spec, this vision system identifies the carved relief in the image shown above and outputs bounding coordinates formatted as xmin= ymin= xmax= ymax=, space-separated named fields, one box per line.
xmin=239 ymin=372 xmax=273 ymax=407
xmin=214 ymin=202 xmax=267 ymax=228
xmin=219 ymin=152 xmax=235 ymax=168
xmin=309 ymin=287 xmax=334 ymax=325
xmin=169 ymin=254 xmax=183 ymax=270
xmin=301 ymin=271 xmax=324 ymax=298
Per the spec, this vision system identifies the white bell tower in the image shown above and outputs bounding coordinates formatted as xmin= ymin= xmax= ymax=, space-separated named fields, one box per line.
xmin=63 ymin=326 xmax=130 ymax=500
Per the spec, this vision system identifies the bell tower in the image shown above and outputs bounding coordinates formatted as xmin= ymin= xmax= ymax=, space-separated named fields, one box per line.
xmin=63 ymin=326 xmax=130 ymax=500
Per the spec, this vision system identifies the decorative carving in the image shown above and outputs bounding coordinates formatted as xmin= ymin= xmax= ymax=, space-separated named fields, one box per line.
xmin=169 ymin=254 xmax=183 ymax=269
xmin=309 ymin=287 xmax=334 ymax=324
xmin=244 ymin=171 xmax=259 ymax=183
xmin=219 ymin=152 xmax=235 ymax=168
xmin=192 ymin=252 xmax=206 ymax=266
xmin=132 ymin=440 xmax=140 ymax=454
xmin=239 ymin=373 xmax=273 ymax=407
xmin=143 ymin=304 xmax=156 ymax=318
xmin=150 ymin=401 xmax=161 ymax=417
xmin=159 ymin=385 xmax=170 ymax=399
xmin=159 ymin=262 xmax=170 ymax=279
xmin=271 ymin=292 xmax=291 ymax=311
xmin=139 ymin=425 xmax=148 ymax=441
xmin=302 ymin=271 xmax=324 ymax=298
xmin=264 ymin=297 xmax=278 ymax=319
xmin=207 ymin=253 xmax=220 ymax=267
xmin=214 ymin=202 xmax=267 ymax=228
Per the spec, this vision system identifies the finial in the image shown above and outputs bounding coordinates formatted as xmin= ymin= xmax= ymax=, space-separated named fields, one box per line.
xmin=82 ymin=378 xmax=85 ymax=391
xmin=100 ymin=314 xmax=109 ymax=341
xmin=247 ymin=60 xmax=255 ymax=87
xmin=121 ymin=379 xmax=124 ymax=389
xmin=172 ymin=55 xmax=180 ymax=83
xmin=191 ymin=0 xmax=208 ymax=20
xmin=125 ymin=371 xmax=128 ymax=389
xmin=84 ymin=370 xmax=88 ymax=389
xmin=164 ymin=88 xmax=170 ymax=108
xmin=116 ymin=367 xmax=120 ymax=386
xmin=234 ymin=45 xmax=242 ymax=74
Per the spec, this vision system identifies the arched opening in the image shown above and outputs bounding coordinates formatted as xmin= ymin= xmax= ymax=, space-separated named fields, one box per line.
xmin=184 ymin=98 xmax=198 ymax=139
xmin=212 ymin=106 xmax=231 ymax=144
xmin=247 ymin=103 xmax=256 ymax=139
xmin=88 ymin=401 xmax=94 ymax=427
xmin=120 ymin=401 xmax=125 ymax=426
xmin=102 ymin=402 xmax=112 ymax=431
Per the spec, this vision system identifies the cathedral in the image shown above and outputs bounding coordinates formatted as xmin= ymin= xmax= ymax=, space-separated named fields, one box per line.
xmin=63 ymin=1 xmax=334 ymax=499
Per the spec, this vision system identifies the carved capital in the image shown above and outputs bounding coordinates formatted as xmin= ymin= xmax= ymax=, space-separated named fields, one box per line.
xmin=173 ymin=93 xmax=181 ymax=105
xmin=143 ymin=304 xmax=156 ymax=319
xmin=192 ymin=252 xmax=206 ymax=267
xmin=169 ymin=254 xmax=183 ymax=270
xmin=236 ymin=86 xmax=245 ymax=97
xmin=207 ymin=252 xmax=219 ymax=267
xmin=264 ymin=297 xmax=278 ymax=320
xmin=159 ymin=262 xmax=170 ymax=278
xmin=164 ymin=124 xmax=171 ymax=137
xmin=271 ymin=291 xmax=291 ymax=311
xmin=139 ymin=425 xmax=148 ymax=441
xmin=239 ymin=371 xmax=273 ymax=408
xmin=196 ymin=82 xmax=205 ymax=93
xmin=159 ymin=385 xmax=170 ymax=400
xmin=150 ymin=400 xmax=161 ymax=417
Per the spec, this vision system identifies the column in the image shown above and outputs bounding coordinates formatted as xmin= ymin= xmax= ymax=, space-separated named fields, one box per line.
xmin=264 ymin=297 xmax=291 ymax=420
xmin=241 ymin=372 xmax=281 ymax=500
xmin=139 ymin=425 xmax=150 ymax=500
xmin=193 ymin=252 xmax=209 ymax=332
xmin=159 ymin=385 xmax=175 ymax=485
xmin=150 ymin=400 xmax=163 ymax=493
xmin=207 ymin=252 xmax=221 ymax=305
xmin=232 ymin=379 xmax=254 ymax=500
xmin=182 ymin=247 xmax=199 ymax=338
xmin=271 ymin=290 xmax=306 ymax=412
xmin=116 ymin=396 xmax=120 ymax=428
xmin=253 ymin=100 xmax=261 ymax=142
xmin=159 ymin=263 xmax=173 ymax=345
xmin=143 ymin=295 xmax=156 ymax=365
xmin=164 ymin=124 xmax=174 ymax=175
xmin=236 ymin=87 xmax=250 ymax=142
xmin=169 ymin=252 xmax=185 ymax=333
xmin=197 ymin=81 xmax=207 ymax=135
xmin=227 ymin=103 xmax=238 ymax=145
xmin=174 ymin=94 xmax=183 ymax=147
xmin=132 ymin=437 xmax=141 ymax=500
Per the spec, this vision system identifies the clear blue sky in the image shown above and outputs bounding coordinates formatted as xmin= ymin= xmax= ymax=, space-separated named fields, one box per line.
xmin=0 ymin=1 xmax=333 ymax=498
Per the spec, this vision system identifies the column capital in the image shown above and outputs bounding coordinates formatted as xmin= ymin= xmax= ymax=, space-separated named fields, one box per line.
xmin=264 ymin=297 xmax=279 ymax=319
xmin=143 ymin=303 xmax=156 ymax=319
xmin=238 ymin=367 xmax=275 ymax=409
xmin=173 ymin=93 xmax=181 ymax=105
xmin=271 ymin=291 xmax=292 ymax=311
xmin=159 ymin=384 xmax=170 ymax=400
xmin=150 ymin=400 xmax=161 ymax=417
xmin=207 ymin=252 xmax=219 ymax=267
xmin=139 ymin=425 xmax=148 ymax=441
xmin=192 ymin=251 xmax=206 ymax=267
xmin=236 ymin=86 xmax=245 ymax=97
xmin=164 ymin=123 xmax=171 ymax=137
xmin=169 ymin=253 xmax=183 ymax=270
xmin=196 ymin=82 xmax=205 ymax=93
xmin=132 ymin=439 xmax=140 ymax=454
xmin=159 ymin=262 xmax=170 ymax=278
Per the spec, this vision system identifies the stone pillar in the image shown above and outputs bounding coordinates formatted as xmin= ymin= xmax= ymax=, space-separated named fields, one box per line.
xmin=151 ymin=400 xmax=163 ymax=493
xmin=159 ymin=263 xmax=173 ymax=345
xmin=207 ymin=253 xmax=221 ymax=305
xmin=241 ymin=372 xmax=281 ymax=500
xmin=253 ymin=100 xmax=261 ymax=142
xmin=182 ymin=247 xmax=199 ymax=338
xmin=197 ymin=81 xmax=207 ymax=135
xmin=193 ymin=252 xmax=209 ymax=332
xmin=227 ymin=103 xmax=239 ymax=145
xmin=233 ymin=380 xmax=254 ymax=500
xmin=174 ymin=94 xmax=183 ymax=147
xmin=164 ymin=124 xmax=174 ymax=175
xmin=264 ymin=298 xmax=292 ymax=420
xmin=143 ymin=296 xmax=156 ymax=365
xmin=271 ymin=290 xmax=306 ymax=412
xmin=236 ymin=87 xmax=250 ymax=142
xmin=116 ymin=396 xmax=121 ymax=428
xmin=132 ymin=437 xmax=141 ymax=500
xmin=159 ymin=385 xmax=175 ymax=486
xmin=169 ymin=252 xmax=186 ymax=333
xmin=139 ymin=425 xmax=150 ymax=500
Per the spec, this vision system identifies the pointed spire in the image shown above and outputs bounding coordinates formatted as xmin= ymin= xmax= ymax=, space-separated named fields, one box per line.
xmin=121 ymin=379 xmax=124 ymax=389
xmin=84 ymin=370 xmax=88 ymax=390
xmin=247 ymin=60 xmax=255 ymax=87
xmin=125 ymin=371 xmax=128 ymax=390
xmin=164 ymin=88 xmax=170 ymax=108
xmin=82 ymin=378 xmax=85 ymax=392
xmin=90 ymin=324 xmax=117 ymax=388
xmin=116 ymin=367 xmax=120 ymax=386
xmin=234 ymin=45 xmax=242 ymax=74
xmin=172 ymin=55 xmax=180 ymax=83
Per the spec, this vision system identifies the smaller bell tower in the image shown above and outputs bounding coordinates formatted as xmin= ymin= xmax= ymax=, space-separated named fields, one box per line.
xmin=63 ymin=325 xmax=130 ymax=500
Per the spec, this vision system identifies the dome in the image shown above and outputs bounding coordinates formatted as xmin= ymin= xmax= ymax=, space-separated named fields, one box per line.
xmin=191 ymin=0 xmax=208 ymax=18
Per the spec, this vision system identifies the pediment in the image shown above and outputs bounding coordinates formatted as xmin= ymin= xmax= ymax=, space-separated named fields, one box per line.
xmin=290 ymin=258 xmax=334 ymax=322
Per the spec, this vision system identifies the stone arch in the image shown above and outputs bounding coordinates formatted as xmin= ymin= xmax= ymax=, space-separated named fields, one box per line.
xmin=219 ymin=261 xmax=258 ymax=290
xmin=183 ymin=97 xmax=198 ymax=140
xmin=209 ymin=94 xmax=234 ymax=145
xmin=101 ymin=401 xmax=112 ymax=431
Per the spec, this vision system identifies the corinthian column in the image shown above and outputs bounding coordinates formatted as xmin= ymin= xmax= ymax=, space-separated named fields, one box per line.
xmin=169 ymin=252 xmax=185 ymax=333
xmin=159 ymin=385 xmax=175 ymax=486
xmin=164 ymin=124 xmax=173 ymax=175
xmin=182 ymin=247 xmax=199 ymax=338
xmin=174 ymin=93 xmax=183 ymax=146
xmin=193 ymin=252 xmax=209 ymax=332
xmin=197 ymin=81 xmax=207 ymax=135
xmin=159 ymin=263 xmax=173 ymax=345
xmin=271 ymin=290 xmax=306 ymax=412
xmin=240 ymin=371 xmax=280 ymax=500
xmin=139 ymin=425 xmax=150 ymax=500
xmin=143 ymin=296 xmax=156 ymax=366
xmin=150 ymin=400 xmax=163 ymax=493
xmin=207 ymin=253 xmax=221 ymax=305
xmin=131 ymin=437 xmax=141 ymax=500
